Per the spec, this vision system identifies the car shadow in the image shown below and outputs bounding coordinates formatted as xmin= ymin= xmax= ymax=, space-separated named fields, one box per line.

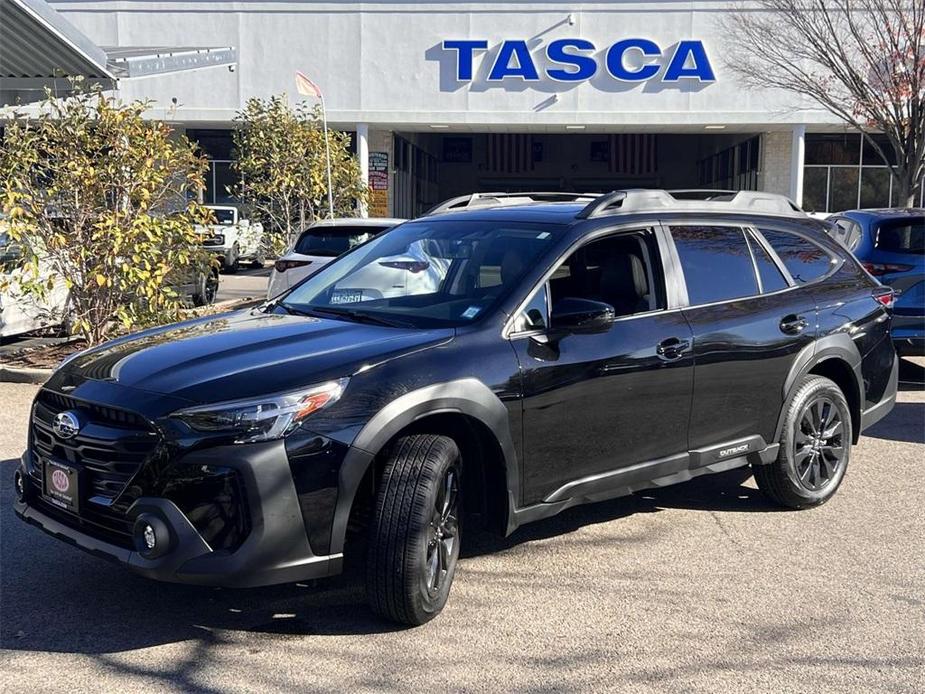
xmin=861 ymin=401 xmax=924 ymax=444
xmin=0 ymin=459 xmax=774 ymax=654
xmin=898 ymin=357 xmax=925 ymax=392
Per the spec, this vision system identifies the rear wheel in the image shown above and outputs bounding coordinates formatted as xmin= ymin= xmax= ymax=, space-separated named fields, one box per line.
xmin=754 ymin=375 xmax=851 ymax=508
xmin=366 ymin=434 xmax=461 ymax=626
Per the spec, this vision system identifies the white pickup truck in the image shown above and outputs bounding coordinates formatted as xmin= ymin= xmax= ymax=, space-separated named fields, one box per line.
xmin=198 ymin=205 xmax=266 ymax=273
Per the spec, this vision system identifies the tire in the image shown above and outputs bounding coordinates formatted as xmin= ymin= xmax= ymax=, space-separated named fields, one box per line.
xmin=223 ymin=246 xmax=240 ymax=274
xmin=192 ymin=269 xmax=219 ymax=306
xmin=251 ymin=251 xmax=266 ymax=269
xmin=753 ymin=375 xmax=852 ymax=509
xmin=366 ymin=434 xmax=462 ymax=626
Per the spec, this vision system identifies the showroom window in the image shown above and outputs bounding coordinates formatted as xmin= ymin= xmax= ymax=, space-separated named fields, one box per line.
xmin=803 ymin=133 xmax=924 ymax=213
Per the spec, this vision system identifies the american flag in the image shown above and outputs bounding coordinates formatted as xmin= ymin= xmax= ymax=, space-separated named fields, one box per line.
xmin=486 ymin=134 xmax=534 ymax=173
xmin=609 ymin=134 xmax=657 ymax=175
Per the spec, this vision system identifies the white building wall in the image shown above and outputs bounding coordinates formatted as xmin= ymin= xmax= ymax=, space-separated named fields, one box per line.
xmin=52 ymin=1 xmax=839 ymax=132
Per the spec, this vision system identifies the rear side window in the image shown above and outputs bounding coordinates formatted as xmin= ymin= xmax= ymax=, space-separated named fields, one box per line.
xmin=830 ymin=218 xmax=863 ymax=251
xmin=746 ymin=230 xmax=789 ymax=293
xmin=758 ymin=228 xmax=835 ymax=284
xmin=875 ymin=218 xmax=924 ymax=254
xmin=671 ymin=226 xmax=758 ymax=305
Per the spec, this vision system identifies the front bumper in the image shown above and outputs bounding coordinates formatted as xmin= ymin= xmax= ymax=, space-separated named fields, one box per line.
xmin=14 ymin=439 xmax=344 ymax=588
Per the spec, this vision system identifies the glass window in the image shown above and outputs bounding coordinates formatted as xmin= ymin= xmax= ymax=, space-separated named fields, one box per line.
xmin=671 ymin=226 xmax=758 ymax=305
xmin=294 ymin=225 xmax=392 ymax=257
xmin=547 ymin=232 xmax=661 ymax=319
xmin=511 ymin=284 xmax=548 ymax=333
xmin=806 ymin=134 xmax=861 ymax=165
xmin=214 ymin=162 xmax=238 ymax=203
xmin=829 ymin=218 xmax=864 ymax=252
xmin=859 ymin=168 xmax=891 ymax=209
xmin=875 ymin=218 xmax=924 ymax=255
xmin=803 ymin=167 xmax=829 ymax=213
xmin=281 ymin=220 xmax=563 ymax=328
xmin=746 ymin=231 xmax=789 ymax=293
xmin=829 ymin=167 xmax=860 ymax=212
xmin=759 ymin=229 xmax=835 ymax=284
xmin=208 ymin=207 xmax=237 ymax=225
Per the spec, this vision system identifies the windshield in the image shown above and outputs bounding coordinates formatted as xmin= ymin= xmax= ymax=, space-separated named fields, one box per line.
xmin=280 ymin=219 xmax=564 ymax=328
xmin=294 ymin=225 xmax=391 ymax=257
xmin=875 ymin=218 xmax=924 ymax=255
xmin=209 ymin=208 xmax=237 ymax=225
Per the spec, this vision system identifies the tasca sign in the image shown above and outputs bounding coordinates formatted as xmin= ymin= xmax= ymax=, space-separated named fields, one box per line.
xmin=442 ymin=38 xmax=715 ymax=85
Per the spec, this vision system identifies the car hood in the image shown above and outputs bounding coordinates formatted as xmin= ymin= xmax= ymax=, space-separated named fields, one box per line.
xmin=51 ymin=309 xmax=454 ymax=403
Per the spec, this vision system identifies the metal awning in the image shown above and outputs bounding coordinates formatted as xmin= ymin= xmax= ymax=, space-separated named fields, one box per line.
xmin=0 ymin=0 xmax=113 ymax=80
xmin=0 ymin=0 xmax=236 ymax=98
xmin=104 ymin=46 xmax=237 ymax=79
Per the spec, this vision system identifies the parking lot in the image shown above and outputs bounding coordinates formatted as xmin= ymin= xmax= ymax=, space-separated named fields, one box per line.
xmin=0 ymin=357 xmax=922 ymax=691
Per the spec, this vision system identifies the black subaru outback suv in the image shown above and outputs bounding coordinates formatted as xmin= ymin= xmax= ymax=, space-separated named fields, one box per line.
xmin=14 ymin=190 xmax=898 ymax=625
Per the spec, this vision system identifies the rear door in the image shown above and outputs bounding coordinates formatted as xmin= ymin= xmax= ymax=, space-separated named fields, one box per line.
xmin=667 ymin=223 xmax=817 ymax=459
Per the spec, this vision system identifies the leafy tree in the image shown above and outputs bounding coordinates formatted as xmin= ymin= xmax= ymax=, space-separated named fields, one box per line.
xmin=232 ymin=95 xmax=367 ymax=248
xmin=725 ymin=1 xmax=925 ymax=207
xmin=0 ymin=83 xmax=213 ymax=345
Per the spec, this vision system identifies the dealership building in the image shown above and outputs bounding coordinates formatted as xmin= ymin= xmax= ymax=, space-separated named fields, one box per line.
xmin=3 ymin=0 xmax=923 ymax=218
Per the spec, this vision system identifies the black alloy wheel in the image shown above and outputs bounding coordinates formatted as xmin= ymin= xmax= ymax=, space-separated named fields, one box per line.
xmin=425 ymin=466 xmax=460 ymax=599
xmin=793 ymin=396 xmax=846 ymax=491
xmin=753 ymin=375 xmax=852 ymax=509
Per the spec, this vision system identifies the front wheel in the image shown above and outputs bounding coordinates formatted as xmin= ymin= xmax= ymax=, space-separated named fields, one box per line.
xmin=753 ymin=375 xmax=851 ymax=509
xmin=366 ymin=434 xmax=462 ymax=626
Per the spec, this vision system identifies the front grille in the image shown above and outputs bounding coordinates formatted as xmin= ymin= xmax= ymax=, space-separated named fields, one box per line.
xmin=29 ymin=389 xmax=161 ymax=545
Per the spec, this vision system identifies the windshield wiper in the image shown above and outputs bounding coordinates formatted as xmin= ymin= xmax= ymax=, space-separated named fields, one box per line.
xmin=267 ymin=300 xmax=314 ymax=317
xmin=306 ymin=306 xmax=413 ymax=328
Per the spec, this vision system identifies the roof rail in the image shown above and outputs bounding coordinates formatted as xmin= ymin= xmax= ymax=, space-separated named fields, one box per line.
xmin=423 ymin=191 xmax=600 ymax=216
xmin=576 ymin=189 xmax=804 ymax=219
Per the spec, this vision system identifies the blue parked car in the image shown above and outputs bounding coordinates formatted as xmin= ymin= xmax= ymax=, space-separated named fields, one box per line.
xmin=827 ymin=209 xmax=924 ymax=356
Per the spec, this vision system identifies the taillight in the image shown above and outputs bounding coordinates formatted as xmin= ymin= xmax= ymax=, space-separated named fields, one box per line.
xmin=274 ymin=259 xmax=312 ymax=273
xmin=872 ymin=286 xmax=895 ymax=309
xmin=377 ymin=260 xmax=430 ymax=273
xmin=862 ymin=261 xmax=913 ymax=276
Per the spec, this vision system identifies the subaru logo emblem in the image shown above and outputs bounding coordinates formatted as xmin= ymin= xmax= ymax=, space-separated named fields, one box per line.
xmin=52 ymin=411 xmax=81 ymax=440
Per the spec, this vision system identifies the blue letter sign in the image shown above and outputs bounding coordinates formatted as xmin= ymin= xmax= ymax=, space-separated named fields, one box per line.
xmin=442 ymin=38 xmax=715 ymax=86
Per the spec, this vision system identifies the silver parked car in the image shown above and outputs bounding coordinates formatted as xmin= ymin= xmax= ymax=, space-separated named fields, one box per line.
xmin=267 ymin=217 xmax=405 ymax=299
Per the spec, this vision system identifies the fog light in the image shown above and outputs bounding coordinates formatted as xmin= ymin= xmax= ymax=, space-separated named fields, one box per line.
xmin=13 ymin=469 xmax=25 ymax=501
xmin=132 ymin=514 xmax=171 ymax=559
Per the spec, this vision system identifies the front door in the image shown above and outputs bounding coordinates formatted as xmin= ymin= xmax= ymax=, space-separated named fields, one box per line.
xmin=510 ymin=228 xmax=694 ymax=506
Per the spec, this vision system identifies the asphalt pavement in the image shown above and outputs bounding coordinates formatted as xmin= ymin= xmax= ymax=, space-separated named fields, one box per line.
xmin=0 ymin=360 xmax=923 ymax=692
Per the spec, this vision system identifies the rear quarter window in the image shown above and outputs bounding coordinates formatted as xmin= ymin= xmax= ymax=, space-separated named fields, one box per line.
xmin=758 ymin=228 xmax=837 ymax=284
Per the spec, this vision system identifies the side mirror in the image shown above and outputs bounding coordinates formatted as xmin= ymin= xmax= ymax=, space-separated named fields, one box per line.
xmin=550 ymin=298 xmax=615 ymax=333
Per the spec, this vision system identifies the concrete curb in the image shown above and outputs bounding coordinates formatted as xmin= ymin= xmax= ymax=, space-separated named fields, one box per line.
xmin=0 ymin=365 xmax=51 ymax=385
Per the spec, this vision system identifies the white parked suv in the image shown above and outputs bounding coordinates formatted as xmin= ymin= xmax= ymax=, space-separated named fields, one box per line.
xmin=198 ymin=205 xmax=266 ymax=273
xmin=267 ymin=217 xmax=405 ymax=299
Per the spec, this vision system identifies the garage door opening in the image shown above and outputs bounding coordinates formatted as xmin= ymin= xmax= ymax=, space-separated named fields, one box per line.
xmin=391 ymin=132 xmax=762 ymax=218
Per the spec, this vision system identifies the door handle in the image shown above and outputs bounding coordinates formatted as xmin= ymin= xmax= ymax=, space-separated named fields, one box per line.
xmin=656 ymin=337 xmax=691 ymax=361
xmin=779 ymin=314 xmax=808 ymax=335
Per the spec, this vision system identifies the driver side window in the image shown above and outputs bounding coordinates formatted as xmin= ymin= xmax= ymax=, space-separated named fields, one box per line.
xmin=512 ymin=229 xmax=663 ymax=332
xmin=549 ymin=231 xmax=661 ymax=325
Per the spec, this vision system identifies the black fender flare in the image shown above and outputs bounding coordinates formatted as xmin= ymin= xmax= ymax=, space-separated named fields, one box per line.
xmin=774 ymin=332 xmax=864 ymax=443
xmin=328 ymin=378 xmax=519 ymax=555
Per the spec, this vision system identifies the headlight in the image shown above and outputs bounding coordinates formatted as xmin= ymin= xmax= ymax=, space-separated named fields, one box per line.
xmin=170 ymin=378 xmax=348 ymax=443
